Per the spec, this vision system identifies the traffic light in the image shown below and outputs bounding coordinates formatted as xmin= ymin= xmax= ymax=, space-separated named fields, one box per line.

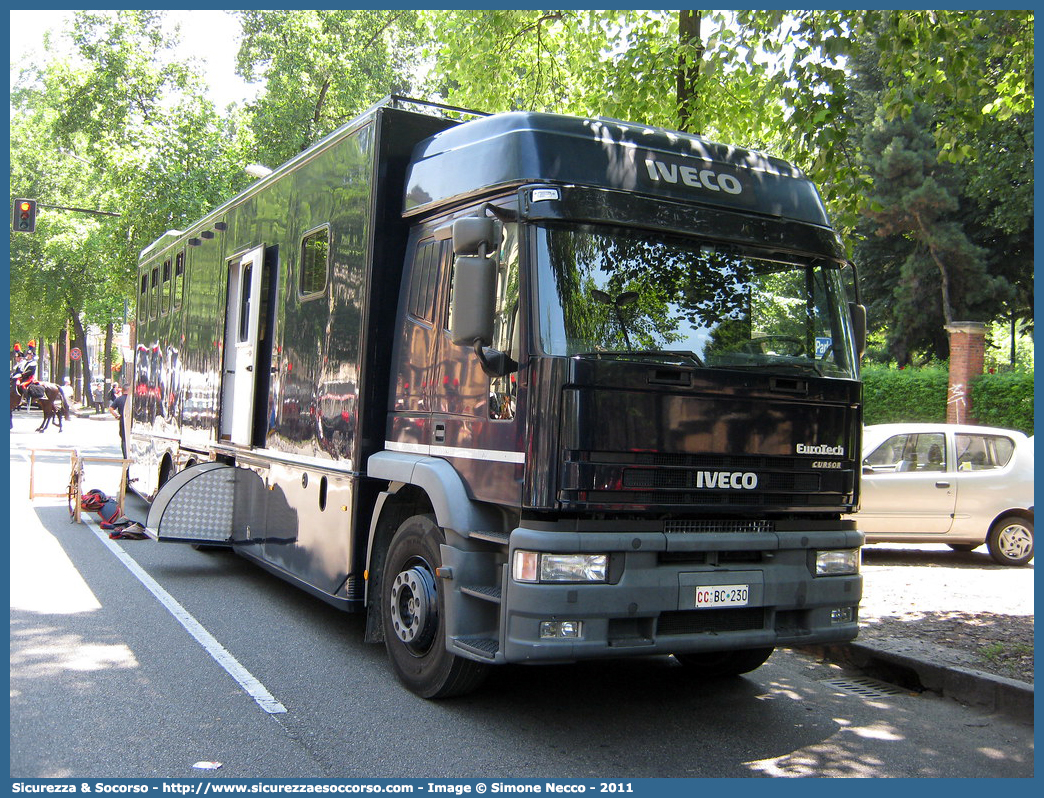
xmin=12 ymin=198 xmax=37 ymax=233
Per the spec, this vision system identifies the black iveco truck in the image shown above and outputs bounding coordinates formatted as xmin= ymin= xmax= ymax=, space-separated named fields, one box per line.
xmin=135 ymin=97 xmax=865 ymax=697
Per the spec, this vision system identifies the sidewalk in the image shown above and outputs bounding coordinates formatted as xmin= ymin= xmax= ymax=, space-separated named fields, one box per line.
xmin=803 ymin=632 xmax=1034 ymax=725
xmin=801 ymin=545 xmax=1034 ymax=724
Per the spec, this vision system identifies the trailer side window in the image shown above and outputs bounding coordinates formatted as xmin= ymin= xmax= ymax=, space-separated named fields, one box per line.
xmin=161 ymin=259 xmax=172 ymax=315
xmin=172 ymin=250 xmax=185 ymax=311
xmin=149 ymin=267 xmax=159 ymax=320
xmin=408 ymin=240 xmax=439 ymax=323
xmin=300 ymin=227 xmax=329 ymax=298
xmin=138 ymin=272 xmax=149 ymax=323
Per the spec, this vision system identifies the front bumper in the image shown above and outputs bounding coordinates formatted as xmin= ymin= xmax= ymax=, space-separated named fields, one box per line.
xmin=449 ymin=523 xmax=862 ymax=664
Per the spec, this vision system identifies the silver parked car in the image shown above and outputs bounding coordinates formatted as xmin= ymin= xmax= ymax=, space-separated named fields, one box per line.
xmin=854 ymin=424 xmax=1034 ymax=566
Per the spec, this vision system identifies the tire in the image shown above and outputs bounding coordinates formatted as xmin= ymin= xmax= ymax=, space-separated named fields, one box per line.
xmin=381 ymin=514 xmax=489 ymax=698
xmin=674 ymin=646 xmax=774 ymax=678
xmin=947 ymin=543 xmax=979 ymax=552
xmin=986 ymin=516 xmax=1034 ymax=566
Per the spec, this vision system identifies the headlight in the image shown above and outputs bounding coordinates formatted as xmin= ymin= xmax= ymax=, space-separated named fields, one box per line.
xmin=816 ymin=548 xmax=860 ymax=575
xmin=513 ymin=551 xmax=609 ymax=583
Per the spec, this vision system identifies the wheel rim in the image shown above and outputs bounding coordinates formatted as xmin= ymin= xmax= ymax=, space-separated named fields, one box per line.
xmin=997 ymin=523 xmax=1032 ymax=560
xmin=389 ymin=557 xmax=439 ymax=655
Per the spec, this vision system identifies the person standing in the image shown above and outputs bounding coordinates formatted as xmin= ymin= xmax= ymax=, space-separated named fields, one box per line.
xmin=109 ymin=384 xmax=129 ymax=459
xmin=60 ymin=377 xmax=75 ymax=410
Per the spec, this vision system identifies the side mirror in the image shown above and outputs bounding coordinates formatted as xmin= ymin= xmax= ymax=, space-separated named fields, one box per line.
xmin=450 ymin=217 xmax=502 ymax=256
xmin=451 ymin=255 xmax=496 ymax=347
xmin=849 ymin=302 xmax=867 ymax=360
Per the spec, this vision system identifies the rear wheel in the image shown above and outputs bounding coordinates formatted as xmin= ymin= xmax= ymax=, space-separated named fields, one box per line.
xmin=986 ymin=516 xmax=1033 ymax=566
xmin=674 ymin=646 xmax=774 ymax=677
xmin=381 ymin=514 xmax=489 ymax=698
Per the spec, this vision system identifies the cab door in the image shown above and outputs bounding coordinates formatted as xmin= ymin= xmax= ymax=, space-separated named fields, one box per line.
xmin=431 ymin=215 xmax=525 ymax=507
xmin=221 ymin=246 xmax=264 ymax=445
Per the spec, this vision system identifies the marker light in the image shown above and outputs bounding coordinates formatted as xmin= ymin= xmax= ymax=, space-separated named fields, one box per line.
xmin=540 ymin=620 xmax=583 ymax=639
xmin=830 ymin=607 xmax=856 ymax=624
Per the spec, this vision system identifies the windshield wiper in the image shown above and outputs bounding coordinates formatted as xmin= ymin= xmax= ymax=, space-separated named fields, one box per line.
xmin=716 ymin=359 xmax=825 ymax=377
xmin=576 ymin=350 xmax=705 ymax=368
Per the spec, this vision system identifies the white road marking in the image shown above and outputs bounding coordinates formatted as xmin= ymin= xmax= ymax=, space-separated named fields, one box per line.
xmin=82 ymin=516 xmax=288 ymax=714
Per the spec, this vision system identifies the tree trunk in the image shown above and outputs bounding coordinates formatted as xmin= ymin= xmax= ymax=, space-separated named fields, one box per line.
xmin=913 ymin=211 xmax=955 ymax=327
xmin=676 ymin=10 xmax=704 ymax=133
xmin=56 ymin=327 xmax=68 ymax=385
xmin=68 ymin=305 xmax=96 ymax=408
xmin=104 ymin=322 xmax=114 ymax=403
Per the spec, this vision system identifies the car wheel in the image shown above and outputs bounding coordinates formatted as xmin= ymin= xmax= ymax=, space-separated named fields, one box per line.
xmin=381 ymin=514 xmax=489 ymax=698
xmin=947 ymin=543 xmax=979 ymax=552
xmin=674 ymin=646 xmax=774 ymax=677
xmin=986 ymin=516 xmax=1034 ymax=566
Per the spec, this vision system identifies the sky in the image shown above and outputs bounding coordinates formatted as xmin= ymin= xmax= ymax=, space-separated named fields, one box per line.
xmin=9 ymin=9 xmax=257 ymax=109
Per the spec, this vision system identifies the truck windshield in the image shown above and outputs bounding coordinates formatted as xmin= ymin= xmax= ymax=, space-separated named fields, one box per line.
xmin=533 ymin=223 xmax=858 ymax=379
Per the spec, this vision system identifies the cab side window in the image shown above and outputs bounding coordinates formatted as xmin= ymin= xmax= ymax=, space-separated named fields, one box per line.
xmin=408 ymin=240 xmax=440 ymax=323
xmin=488 ymin=223 xmax=520 ymax=420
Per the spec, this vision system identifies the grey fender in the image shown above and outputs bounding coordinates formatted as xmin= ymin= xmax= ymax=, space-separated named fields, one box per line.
xmin=366 ymin=450 xmax=501 ymax=536
xmin=363 ymin=451 xmax=502 ymax=609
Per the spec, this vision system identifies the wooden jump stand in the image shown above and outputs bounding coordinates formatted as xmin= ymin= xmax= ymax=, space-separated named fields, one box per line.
xmin=28 ymin=448 xmax=131 ymax=523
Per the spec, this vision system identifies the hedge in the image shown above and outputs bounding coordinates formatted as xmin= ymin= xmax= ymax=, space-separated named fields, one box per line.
xmin=970 ymin=370 xmax=1034 ymax=434
xmin=861 ymin=365 xmax=949 ymax=425
xmin=861 ymin=364 xmax=1033 ymax=434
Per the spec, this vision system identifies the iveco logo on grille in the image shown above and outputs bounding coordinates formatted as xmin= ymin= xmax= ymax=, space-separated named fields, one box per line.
xmin=695 ymin=471 xmax=759 ymax=490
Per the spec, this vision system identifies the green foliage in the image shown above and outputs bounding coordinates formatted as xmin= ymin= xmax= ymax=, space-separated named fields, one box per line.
xmin=849 ymin=12 xmax=1032 ymax=364
xmin=862 ymin=363 xmax=1034 ymax=433
xmin=11 ymin=9 xmax=1034 ymax=382
xmin=234 ymin=10 xmax=424 ymax=166
xmin=861 ymin=364 xmax=949 ymax=425
xmin=970 ymin=371 xmax=1034 ymax=434
xmin=867 ymin=11 xmax=1033 ymax=163
xmin=858 ymin=106 xmax=1012 ymax=351
xmin=9 ymin=10 xmax=253 ymax=381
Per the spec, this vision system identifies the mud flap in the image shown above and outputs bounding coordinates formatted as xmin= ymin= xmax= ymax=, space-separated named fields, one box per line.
xmin=145 ymin=462 xmax=267 ymax=545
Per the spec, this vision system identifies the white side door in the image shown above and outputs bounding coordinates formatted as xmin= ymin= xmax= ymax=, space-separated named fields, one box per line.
xmin=221 ymin=246 xmax=264 ymax=445
xmin=858 ymin=430 xmax=956 ymax=535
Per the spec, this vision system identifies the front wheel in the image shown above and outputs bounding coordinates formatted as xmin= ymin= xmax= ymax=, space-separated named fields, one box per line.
xmin=674 ymin=646 xmax=774 ymax=678
xmin=381 ymin=514 xmax=489 ymax=698
xmin=986 ymin=516 xmax=1034 ymax=566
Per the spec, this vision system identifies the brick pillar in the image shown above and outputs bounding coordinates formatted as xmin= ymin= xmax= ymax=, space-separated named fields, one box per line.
xmin=945 ymin=322 xmax=986 ymax=425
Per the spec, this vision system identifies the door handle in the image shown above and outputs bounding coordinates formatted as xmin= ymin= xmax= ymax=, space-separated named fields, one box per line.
xmin=935 ymin=481 xmax=951 ymax=489
xmin=434 ymin=423 xmax=446 ymax=444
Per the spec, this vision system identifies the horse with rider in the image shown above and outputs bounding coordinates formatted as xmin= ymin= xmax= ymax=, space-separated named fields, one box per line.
xmin=10 ymin=342 xmax=69 ymax=431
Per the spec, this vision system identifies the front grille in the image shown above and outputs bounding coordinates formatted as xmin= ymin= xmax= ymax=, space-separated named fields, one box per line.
xmin=656 ymin=608 xmax=766 ymax=635
xmin=664 ymin=519 xmax=776 ymax=534
xmin=602 ymin=451 xmax=803 ymax=471
xmin=624 ymin=469 xmax=819 ymax=492
xmin=560 ymin=449 xmax=853 ymax=510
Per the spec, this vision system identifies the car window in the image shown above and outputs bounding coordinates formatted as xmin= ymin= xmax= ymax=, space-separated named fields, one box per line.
xmin=955 ymin=434 xmax=1015 ymax=470
xmin=865 ymin=432 xmax=947 ymax=473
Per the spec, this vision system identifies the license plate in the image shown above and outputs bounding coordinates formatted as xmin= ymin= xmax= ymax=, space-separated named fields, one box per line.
xmin=694 ymin=585 xmax=749 ymax=608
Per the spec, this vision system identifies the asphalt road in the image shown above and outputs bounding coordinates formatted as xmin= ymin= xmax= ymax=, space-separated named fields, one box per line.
xmin=8 ymin=411 xmax=1035 ymax=779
